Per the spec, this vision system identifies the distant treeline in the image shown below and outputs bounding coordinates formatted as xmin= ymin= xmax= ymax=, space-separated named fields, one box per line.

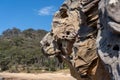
xmin=0 ymin=27 xmax=67 ymax=73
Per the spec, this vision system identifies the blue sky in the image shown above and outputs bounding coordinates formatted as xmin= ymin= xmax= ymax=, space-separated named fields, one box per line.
xmin=0 ymin=0 xmax=64 ymax=34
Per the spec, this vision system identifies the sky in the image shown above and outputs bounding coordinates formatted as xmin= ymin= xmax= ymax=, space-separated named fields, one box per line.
xmin=0 ymin=0 xmax=64 ymax=34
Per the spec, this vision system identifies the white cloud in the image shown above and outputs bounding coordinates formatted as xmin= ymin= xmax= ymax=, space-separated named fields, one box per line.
xmin=38 ymin=6 xmax=56 ymax=16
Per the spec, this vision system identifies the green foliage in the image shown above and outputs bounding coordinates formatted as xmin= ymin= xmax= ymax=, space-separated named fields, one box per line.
xmin=0 ymin=28 xmax=67 ymax=72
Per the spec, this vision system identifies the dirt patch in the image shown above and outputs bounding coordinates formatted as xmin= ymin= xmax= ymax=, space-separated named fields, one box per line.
xmin=0 ymin=71 xmax=76 ymax=80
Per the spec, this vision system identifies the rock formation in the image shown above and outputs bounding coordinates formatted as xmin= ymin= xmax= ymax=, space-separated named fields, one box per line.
xmin=97 ymin=0 xmax=120 ymax=80
xmin=40 ymin=0 xmax=120 ymax=80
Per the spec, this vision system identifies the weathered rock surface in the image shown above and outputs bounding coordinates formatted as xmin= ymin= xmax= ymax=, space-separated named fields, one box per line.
xmin=97 ymin=0 xmax=120 ymax=80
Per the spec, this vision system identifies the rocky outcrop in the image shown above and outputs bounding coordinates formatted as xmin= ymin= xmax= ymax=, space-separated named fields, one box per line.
xmin=40 ymin=0 xmax=111 ymax=80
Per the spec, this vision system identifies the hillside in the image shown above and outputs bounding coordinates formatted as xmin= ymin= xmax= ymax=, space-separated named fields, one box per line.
xmin=0 ymin=27 xmax=66 ymax=73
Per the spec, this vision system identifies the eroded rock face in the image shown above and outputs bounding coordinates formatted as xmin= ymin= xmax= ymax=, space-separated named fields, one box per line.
xmin=97 ymin=0 xmax=120 ymax=80
xmin=40 ymin=0 xmax=111 ymax=80
xmin=52 ymin=7 xmax=81 ymax=40
xmin=40 ymin=32 xmax=60 ymax=57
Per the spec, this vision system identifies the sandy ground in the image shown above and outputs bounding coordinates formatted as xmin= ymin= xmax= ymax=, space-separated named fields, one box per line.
xmin=0 ymin=72 xmax=76 ymax=80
